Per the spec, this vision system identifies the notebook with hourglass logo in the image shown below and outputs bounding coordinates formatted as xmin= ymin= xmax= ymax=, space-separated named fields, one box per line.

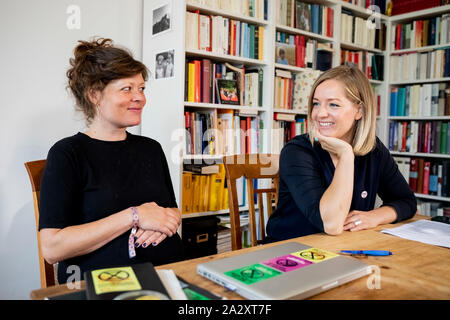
xmin=197 ymin=242 xmax=372 ymax=300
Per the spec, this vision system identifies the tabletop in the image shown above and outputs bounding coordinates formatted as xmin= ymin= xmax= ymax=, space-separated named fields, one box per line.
xmin=30 ymin=215 xmax=450 ymax=300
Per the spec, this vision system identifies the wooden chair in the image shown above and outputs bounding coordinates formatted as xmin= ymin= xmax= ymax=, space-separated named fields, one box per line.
xmin=223 ymin=154 xmax=280 ymax=251
xmin=24 ymin=160 xmax=56 ymax=288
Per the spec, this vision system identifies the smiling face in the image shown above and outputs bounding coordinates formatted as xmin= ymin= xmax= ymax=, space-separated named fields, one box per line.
xmin=311 ymin=79 xmax=362 ymax=144
xmin=90 ymin=73 xmax=146 ymax=130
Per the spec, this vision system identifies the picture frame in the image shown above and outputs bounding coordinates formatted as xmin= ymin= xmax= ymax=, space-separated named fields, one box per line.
xmin=152 ymin=1 xmax=172 ymax=37
xmin=216 ymin=79 xmax=240 ymax=105
xmin=154 ymin=49 xmax=175 ymax=79
xmin=275 ymin=42 xmax=296 ymax=66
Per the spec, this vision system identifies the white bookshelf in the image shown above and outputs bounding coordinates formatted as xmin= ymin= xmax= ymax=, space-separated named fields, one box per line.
xmin=142 ymin=0 xmax=450 ymax=222
xmin=385 ymin=4 xmax=450 ymax=206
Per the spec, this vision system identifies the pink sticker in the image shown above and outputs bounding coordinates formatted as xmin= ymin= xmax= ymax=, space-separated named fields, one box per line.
xmin=262 ymin=254 xmax=312 ymax=272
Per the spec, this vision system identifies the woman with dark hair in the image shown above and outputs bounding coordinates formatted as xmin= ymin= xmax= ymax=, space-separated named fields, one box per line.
xmin=39 ymin=38 xmax=184 ymax=284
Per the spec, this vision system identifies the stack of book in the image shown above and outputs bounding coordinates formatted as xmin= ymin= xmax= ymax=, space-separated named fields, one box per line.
xmin=186 ymin=10 xmax=264 ymax=60
xmin=388 ymin=121 xmax=449 ymax=154
xmin=340 ymin=9 xmax=387 ymax=50
xmin=394 ymin=157 xmax=450 ymax=197
xmin=185 ymin=59 xmax=263 ymax=107
xmin=392 ymin=13 xmax=450 ymax=50
xmin=273 ymin=68 xmax=321 ymax=113
xmin=416 ymin=199 xmax=449 ymax=217
xmin=188 ymin=0 xmax=268 ymax=20
xmin=390 ymin=48 xmax=450 ymax=82
xmin=276 ymin=0 xmax=334 ymax=38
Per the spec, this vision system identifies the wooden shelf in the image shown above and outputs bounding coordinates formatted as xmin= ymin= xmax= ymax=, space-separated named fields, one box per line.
xmin=185 ymin=49 xmax=267 ymax=66
xmin=390 ymin=77 xmax=450 ymax=85
xmin=276 ymin=24 xmax=334 ymax=42
xmin=388 ymin=116 xmax=450 ymax=121
xmin=415 ymin=193 xmax=450 ymax=202
xmin=182 ymin=205 xmax=249 ymax=219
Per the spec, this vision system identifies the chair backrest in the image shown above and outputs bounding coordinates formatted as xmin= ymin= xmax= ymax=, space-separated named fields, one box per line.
xmin=223 ymin=154 xmax=280 ymax=251
xmin=24 ymin=160 xmax=56 ymax=288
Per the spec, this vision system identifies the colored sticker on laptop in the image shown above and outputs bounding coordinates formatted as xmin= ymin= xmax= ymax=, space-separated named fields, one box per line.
xmin=224 ymin=263 xmax=282 ymax=285
xmin=261 ymin=254 xmax=312 ymax=272
xmin=290 ymin=248 xmax=339 ymax=263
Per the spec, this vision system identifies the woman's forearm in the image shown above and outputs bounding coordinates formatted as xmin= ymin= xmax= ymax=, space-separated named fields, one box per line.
xmin=40 ymin=208 xmax=133 ymax=264
xmin=319 ymin=153 xmax=354 ymax=235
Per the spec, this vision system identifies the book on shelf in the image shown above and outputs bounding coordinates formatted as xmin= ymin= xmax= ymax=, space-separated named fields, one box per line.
xmin=186 ymin=10 xmax=264 ymax=60
xmin=188 ymin=0 xmax=267 ymax=20
xmin=272 ymin=117 xmax=308 ymax=154
xmin=394 ymin=157 xmax=450 ymax=198
xmin=389 ymin=83 xmax=450 ymax=116
xmin=340 ymin=0 xmax=388 ymax=15
xmin=390 ymin=48 xmax=450 ymax=82
xmin=340 ymin=9 xmax=386 ymax=50
xmin=277 ymin=0 xmax=334 ymax=38
xmin=341 ymin=51 xmax=384 ymax=80
xmin=274 ymin=68 xmax=321 ymax=113
xmin=391 ymin=0 xmax=446 ymax=18
xmin=392 ymin=13 xmax=450 ymax=50
xmin=182 ymin=163 xmax=229 ymax=214
xmin=185 ymin=58 xmax=263 ymax=107
xmin=389 ymin=121 xmax=450 ymax=154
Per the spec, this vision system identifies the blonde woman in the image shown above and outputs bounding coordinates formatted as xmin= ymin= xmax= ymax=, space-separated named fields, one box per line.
xmin=264 ymin=65 xmax=416 ymax=242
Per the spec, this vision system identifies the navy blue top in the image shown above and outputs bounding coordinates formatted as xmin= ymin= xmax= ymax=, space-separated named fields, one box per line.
xmin=265 ymin=134 xmax=416 ymax=242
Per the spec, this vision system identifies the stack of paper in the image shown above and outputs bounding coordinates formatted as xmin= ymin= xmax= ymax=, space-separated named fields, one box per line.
xmin=381 ymin=220 xmax=450 ymax=248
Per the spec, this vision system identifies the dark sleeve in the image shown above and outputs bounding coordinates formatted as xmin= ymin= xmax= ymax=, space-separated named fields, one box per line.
xmin=157 ymin=143 xmax=178 ymax=208
xmin=377 ymin=142 xmax=417 ymax=223
xmin=39 ymin=142 xmax=80 ymax=230
xmin=280 ymin=142 xmax=325 ymax=232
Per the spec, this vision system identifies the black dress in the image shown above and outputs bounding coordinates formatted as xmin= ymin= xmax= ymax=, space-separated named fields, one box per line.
xmin=265 ymin=134 xmax=417 ymax=242
xmin=39 ymin=132 xmax=184 ymax=284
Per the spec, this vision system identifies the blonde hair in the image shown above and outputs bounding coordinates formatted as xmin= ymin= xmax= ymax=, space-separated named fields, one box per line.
xmin=307 ymin=65 xmax=377 ymax=156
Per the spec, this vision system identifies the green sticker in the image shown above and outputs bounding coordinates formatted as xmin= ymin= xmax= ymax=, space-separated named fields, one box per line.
xmin=183 ymin=288 xmax=210 ymax=300
xmin=224 ymin=263 xmax=282 ymax=285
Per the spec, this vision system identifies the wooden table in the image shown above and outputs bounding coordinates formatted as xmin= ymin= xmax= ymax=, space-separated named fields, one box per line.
xmin=30 ymin=215 xmax=450 ymax=300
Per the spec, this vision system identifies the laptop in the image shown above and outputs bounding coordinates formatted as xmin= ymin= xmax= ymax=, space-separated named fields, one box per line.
xmin=197 ymin=242 xmax=372 ymax=300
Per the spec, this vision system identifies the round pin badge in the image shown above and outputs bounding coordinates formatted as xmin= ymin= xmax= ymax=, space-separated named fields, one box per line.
xmin=361 ymin=191 xmax=368 ymax=198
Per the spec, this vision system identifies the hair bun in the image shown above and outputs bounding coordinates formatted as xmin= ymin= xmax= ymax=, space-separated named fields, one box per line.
xmin=73 ymin=37 xmax=113 ymax=61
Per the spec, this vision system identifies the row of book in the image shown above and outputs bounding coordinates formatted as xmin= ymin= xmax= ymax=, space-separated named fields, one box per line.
xmin=272 ymin=116 xmax=308 ymax=154
xmin=275 ymin=34 xmax=333 ymax=70
xmin=184 ymin=109 xmax=263 ymax=156
xmin=388 ymin=121 xmax=450 ymax=154
xmin=273 ymin=68 xmax=321 ymax=113
xmin=394 ymin=157 xmax=450 ymax=197
xmin=341 ymin=51 xmax=384 ymax=81
xmin=186 ymin=11 xmax=264 ymax=60
xmin=185 ymin=59 xmax=263 ymax=107
xmin=181 ymin=164 xmax=229 ymax=214
xmin=416 ymin=199 xmax=450 ymax=218
xmin=188 ymin=0 xmax=268 ymax=20
xmin=392 ymin=14 xmax=450 ymax=50
xmin=389 ymin=83 xmax=450 ymax=117
xmin=340 ymin=10 xmax=387 ymax=50
xmin=390 ymin=48 xmax=450 ymax=82
xmin=276 ymin=0 xmax=334 ymax=38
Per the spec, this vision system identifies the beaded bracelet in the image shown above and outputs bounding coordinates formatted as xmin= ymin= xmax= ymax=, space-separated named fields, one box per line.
xmin=128 ymin=207 xmax=139 ymax=258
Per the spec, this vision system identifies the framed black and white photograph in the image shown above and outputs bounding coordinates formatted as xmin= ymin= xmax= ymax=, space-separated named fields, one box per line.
xmin=216 ymin=79 xmax=240 ymax=105
xmin=152 ymin=1 xmax=171 ymax=36
xmin=154 ymin=49 xmax=175 ymax=79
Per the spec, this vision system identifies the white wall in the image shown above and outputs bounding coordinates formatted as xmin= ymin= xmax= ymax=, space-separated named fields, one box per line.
xmin=0 ymin=0 xmax=143 ymax=299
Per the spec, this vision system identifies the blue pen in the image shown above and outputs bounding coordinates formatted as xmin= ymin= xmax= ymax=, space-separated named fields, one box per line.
xmin=341 ymin=250 xmax=392 ymax=256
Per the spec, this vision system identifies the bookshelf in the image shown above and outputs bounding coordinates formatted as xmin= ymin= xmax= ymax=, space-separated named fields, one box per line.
xmin=386 ymin=3 xmax=450 ymax=214
xmin=142 ymin=0 xmax=450 ymax=223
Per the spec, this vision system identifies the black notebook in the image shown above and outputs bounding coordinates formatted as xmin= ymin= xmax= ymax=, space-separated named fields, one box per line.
xmin=84 ymin=262 xmax=170 ymax=300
